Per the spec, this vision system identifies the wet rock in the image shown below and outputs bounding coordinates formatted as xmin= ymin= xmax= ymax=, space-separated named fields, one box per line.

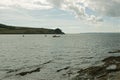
xmin=102 ymin=56 xmax=120 ymax=66
xmin=81 ymin=66 xmax=106 ymax=76
xmin=15 ymin=60 xmax=52 ymax=76
xmin=16 ymin=67 xmax=40 ymax=76
xmin=108 ymin=50 xmax=120 ymax=53
xmin=103 ymin=56 xmax=120 ymax=62
xmin=0 ymin=60 xmax=53 ymax=80
xmin=73 ymin=56 xmax=120 ymax=80
xmin=43 ymin=60 xmax=52 ymax=65
xmin=106 ymin=65 xmax=117 ymax=70
xmin=56 ymin=66 xmax=70 ymax=72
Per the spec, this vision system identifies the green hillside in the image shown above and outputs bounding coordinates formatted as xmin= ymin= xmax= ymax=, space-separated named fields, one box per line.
xmin=0 ymin=23 xmax=64 ymax=34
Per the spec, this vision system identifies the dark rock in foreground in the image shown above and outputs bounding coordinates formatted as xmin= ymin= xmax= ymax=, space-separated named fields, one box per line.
xmin=56 ymin=66 xmax=70 ymax=72
xmin=72 ymin=50 xmax=120 ymax=80
xmin=16 ymin=67 xmax=41 ymax=76
xmin=0 ymin=60 xmax=53 ymax=80
xmin=108 ymin=50 xmax=120 ymax=53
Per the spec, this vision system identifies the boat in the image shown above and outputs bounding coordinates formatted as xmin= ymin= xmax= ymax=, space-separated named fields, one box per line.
xmin=52 ymin=35 xmax=60 ymax=37
xmin=44 ymin=34 xmax=47 ymax=37
xmin=22 ymin=35 xmax=24 ymax=37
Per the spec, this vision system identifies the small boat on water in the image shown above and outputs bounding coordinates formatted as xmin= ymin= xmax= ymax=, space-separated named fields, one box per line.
xmin=52 ymin=35 xmax=60 ymax=37
xmin=22 ymin=35 xmax=24 ymax=37
xmin=44 ymin=34 xmax=47 ymax=37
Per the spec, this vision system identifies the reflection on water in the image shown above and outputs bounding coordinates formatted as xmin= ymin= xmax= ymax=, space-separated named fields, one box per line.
xmin=0 ymin=34 xmax=119 ymax=80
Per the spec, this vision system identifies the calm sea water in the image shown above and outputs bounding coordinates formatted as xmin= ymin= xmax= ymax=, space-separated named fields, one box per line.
xmin=0 ymin=33 xmax=120 ymax=80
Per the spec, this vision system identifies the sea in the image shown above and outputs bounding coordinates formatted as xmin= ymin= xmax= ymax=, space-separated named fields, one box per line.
xmin=0 ymin=33 xmax=120 ymax=80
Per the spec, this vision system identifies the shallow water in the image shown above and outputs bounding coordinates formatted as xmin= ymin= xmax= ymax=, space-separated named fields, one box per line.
xmin=0 ymin=33 xmax=120 ymax=80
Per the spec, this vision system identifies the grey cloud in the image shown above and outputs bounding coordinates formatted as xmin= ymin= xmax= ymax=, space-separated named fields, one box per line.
xmin=45 ymin=0 xmax=103 ymax=22
xmin=47 ymin=0 xmax=65 ymax=7
xmin=0 ymin=0 xmax=119 ymax=22
xmin=86 ymin=0 xmax=120 ymax=17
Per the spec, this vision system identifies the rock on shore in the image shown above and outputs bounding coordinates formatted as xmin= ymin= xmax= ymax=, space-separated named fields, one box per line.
xmin=72 ymin=50 xmax=120 ymax=80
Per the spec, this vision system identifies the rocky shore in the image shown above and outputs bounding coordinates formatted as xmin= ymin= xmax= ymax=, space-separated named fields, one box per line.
xmin=72 ymin=50 xmax=120 ymax=80
xmin=1 ymin=50 xmax=120 ymax=80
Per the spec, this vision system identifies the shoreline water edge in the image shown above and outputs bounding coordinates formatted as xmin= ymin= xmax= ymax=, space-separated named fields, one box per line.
xmin=72 ymin=50 xmax=120 ymax=80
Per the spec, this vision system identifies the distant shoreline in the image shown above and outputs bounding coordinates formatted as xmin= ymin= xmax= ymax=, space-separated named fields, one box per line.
xmin=0 ymin=23 xmax=65 ymax=34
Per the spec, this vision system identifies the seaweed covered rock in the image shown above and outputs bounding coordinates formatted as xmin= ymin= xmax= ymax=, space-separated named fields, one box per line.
xmin=73 ymin=55 xmax=120 ymax=80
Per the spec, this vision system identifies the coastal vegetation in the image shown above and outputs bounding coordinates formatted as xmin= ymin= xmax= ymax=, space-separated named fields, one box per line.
xmin=0 ymin=23 xmax=64 ymax=34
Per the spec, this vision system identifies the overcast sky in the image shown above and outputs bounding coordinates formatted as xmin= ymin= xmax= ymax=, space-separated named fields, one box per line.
xmin=0 ymin=0 xmax=120 ymax=33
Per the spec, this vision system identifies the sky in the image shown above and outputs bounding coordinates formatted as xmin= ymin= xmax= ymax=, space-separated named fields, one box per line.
xmin=0 ymin=0 xmax=120 ymax=33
